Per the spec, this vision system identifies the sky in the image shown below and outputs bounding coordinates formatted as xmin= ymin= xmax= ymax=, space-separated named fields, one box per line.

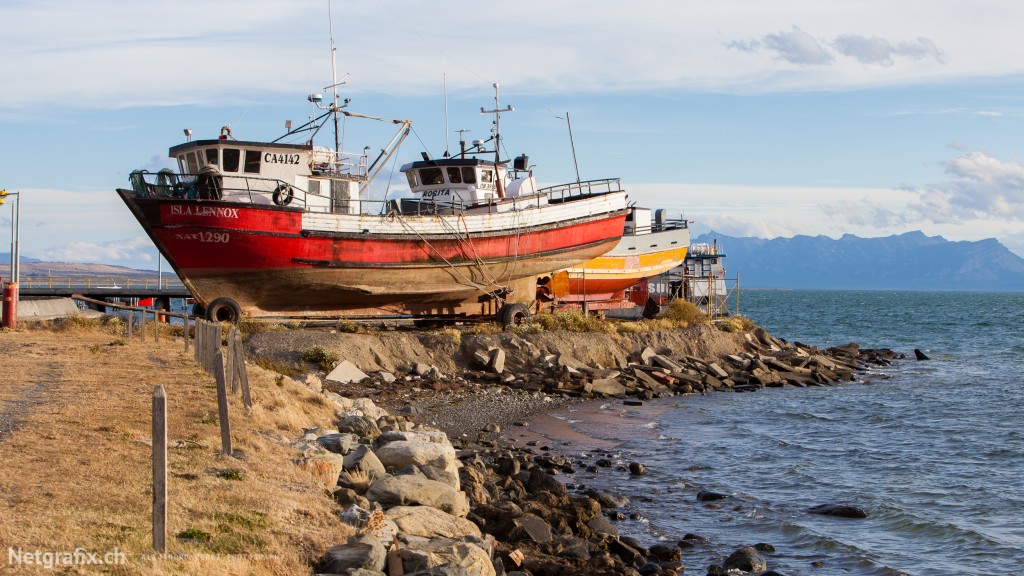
xmin=2 ymin=0 xmax=1024 ymax=271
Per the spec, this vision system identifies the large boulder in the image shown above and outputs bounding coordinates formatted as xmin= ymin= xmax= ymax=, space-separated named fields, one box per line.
xmin=807 ymin=503 xmax=868 ymax=518
xmin=375 ymin=440 xmax=458 ymax=471
xmin=316 ymin=534 xmax=387 ymax=574
xmin=295 ymin=451 xmax=344 ymax=489
xmin=351 ymin=397 xmax=388 ymax=421
xmin=337 ymin=414 xmax=382 ymax=439
xmin=723 ymin=546 xmax=767 ymax=572
xmin=343 ymin=445 xmax=388 ymax=483
xmin=316 ymin=433 xmax=357 ymax=455
xmin=385 ymin=505 xmax=482 ymax=539
xmin=397 ymin=538 xmax=495 ymax=576
xmin=366 ymin=475 xmax=469 ymax=517
xmin=326 ymin=360 xmax=370 ymax=384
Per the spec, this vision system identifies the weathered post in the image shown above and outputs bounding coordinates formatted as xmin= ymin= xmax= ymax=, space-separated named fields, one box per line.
xmin=152 ymin=385 xmax=167 ymax=553
xmin=139 ymin=310 xmax=147 ymax=342
xmin=183 ymin=314 xmax=190 ymax=353
xmin=234 ymin=331 xmax=252 ymax=410
xmin=226 ymin=326 xmax=237 ymax=394
xmin=214 ymin=347 xmax=232 ymax=455
xmin=127 ymin=311 xmax=134 ymax=339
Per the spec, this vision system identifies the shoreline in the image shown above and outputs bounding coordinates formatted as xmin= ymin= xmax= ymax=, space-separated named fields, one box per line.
xmin=309 ymin=326 xmax=902 ymax=575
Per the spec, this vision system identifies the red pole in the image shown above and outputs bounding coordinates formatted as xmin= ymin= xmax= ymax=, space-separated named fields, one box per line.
xmin=2 ymin=281 xmax=18 ymax=330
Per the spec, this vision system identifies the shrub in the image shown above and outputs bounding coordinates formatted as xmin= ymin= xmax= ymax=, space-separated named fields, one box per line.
xmin=534 ymin=309 xmax=615 ymax=333
xmin=660 ymin=299 xmax=708 ymax=327
xmin=237 ymin=318 xmax=284 ymax=336
xmin=301 ymin=345 xmax=339 ymax=371
xmin=336 ymin=319 xmax=360 ymax=333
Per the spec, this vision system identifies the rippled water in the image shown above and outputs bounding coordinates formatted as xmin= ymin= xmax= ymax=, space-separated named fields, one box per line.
xmin=545 ymin=291 xmax=1024 ymax=575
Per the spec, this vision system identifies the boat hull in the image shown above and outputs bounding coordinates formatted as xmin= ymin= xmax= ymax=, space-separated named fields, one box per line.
xmin=562 ymin=224 xmax=690 ymax=302
xmin=117 ymin=192 xmax=627 ymax=317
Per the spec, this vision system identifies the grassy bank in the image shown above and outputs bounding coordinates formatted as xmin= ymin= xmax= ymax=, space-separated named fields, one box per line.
xmin=0 ymin=319 xmax=349 ymax=575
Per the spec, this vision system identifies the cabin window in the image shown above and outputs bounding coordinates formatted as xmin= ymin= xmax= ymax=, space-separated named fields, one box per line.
xmin=186 ymin=152 xmax=200 ymax=174
xmin=309 ymin=180 xmax=321 ymax=195
xmin=446 ymin=167 xmax=463 ymax=184
xmin=243 ymin=150 xmax=262 ymax=173
xmin=223 ymin=149 xmax=240 ymax=172
xmin=461 ymin=167 xmax=476 ymax=184
xmin=204 ymin=149 xmax=218 ymax=166
xmin=420 ymin=167 xmax=444 ymax=185
xmin=406 ymin=171 xmax=419 ymax=188
xmin=480 ymin=169 xmax=494 ymax=187
xmin=177 ymin=156 xmax=186 ymax=173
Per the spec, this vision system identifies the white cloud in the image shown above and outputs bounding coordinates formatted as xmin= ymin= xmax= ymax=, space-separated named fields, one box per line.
xmin=762 ymin=27 xmax=835 ymax=65
xmin=832 ymin=35 xmax=947 ymax=66
xmin=0 ymin=1 xmax=1021 ymax=107
xmin=40 ymin=237 xmax=156 ymax=265
xmin=906 ymin=151 xmax=1024 ymax=223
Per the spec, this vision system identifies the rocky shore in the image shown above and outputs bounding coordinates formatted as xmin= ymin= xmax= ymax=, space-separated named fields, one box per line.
xmin=251 ymin=323 xmax=902 ymax=575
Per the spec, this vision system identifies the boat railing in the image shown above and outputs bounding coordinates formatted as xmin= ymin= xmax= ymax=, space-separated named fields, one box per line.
xmin=128 ymin=170 xmax=320 ymax=208
xmin=126 ymin=170 xmax=623 ymax=216
xmin=537 ymin=178 xmax=623 ymax=203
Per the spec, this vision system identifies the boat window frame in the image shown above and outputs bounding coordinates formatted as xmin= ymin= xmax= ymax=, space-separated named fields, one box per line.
xmin=446 ymin=167 xmax=463 ymax=184
xmin=204 ymin=148 xmax=218 ymax=167
xmin=406 ymin=170 xmax=419 ymax=188
xmin=185 ymin=152 xmax=200 ymax=175
xmin=461 ymin=167 xmax=476 ymax=184
xmin=480 ymin=169 xmax=494 ymax=189
xmin=419 ymin=167 xmax=445 ymax=185
xmin=309 ymin=180 xmax=321 ymax=195
xmin=243 ymin=149 xmax=262 ymax=174
xmin=222 ymin=148 xmax=240 ymax=172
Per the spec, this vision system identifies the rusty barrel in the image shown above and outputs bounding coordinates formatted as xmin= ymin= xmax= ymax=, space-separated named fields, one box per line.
xmin=2 ymin=281 xmax=18 ymax=330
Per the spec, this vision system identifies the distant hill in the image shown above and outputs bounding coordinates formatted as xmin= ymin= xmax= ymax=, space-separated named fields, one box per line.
xmin=695 ymin=231 xmax=1024 ymax=291
xmin=0 ymin=254 xmax=158 ymax=279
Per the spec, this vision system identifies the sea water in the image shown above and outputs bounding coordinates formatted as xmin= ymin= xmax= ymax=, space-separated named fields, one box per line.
xmin=544 ymin=291 xmax=1024 ymax=575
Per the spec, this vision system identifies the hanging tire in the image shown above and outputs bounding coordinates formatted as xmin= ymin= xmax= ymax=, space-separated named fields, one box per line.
xmin=498 ymin=303 xmax=531 ymax=329
xmin=206 ymin=297 xmax=242 ymax=324
xmin=272 ymin=184 xmax=294 ymax=206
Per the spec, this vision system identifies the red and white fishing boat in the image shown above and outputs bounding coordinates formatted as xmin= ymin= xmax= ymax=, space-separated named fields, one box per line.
xmin=116 ymin=85 xmax=628 ymax=323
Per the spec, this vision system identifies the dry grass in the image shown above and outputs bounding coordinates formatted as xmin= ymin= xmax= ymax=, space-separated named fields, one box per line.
xmin=0 ymin=324 xmax=349 ymax=575
xmin=660 ymin=299 xmax=709 ymax=327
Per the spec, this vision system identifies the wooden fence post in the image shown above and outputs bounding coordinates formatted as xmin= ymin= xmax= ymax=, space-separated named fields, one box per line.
xmin=139 ymin=311 xmax=147 ymax=343
xmin=183 ymin=315 xmax=190 ymax=353
xmin=152 ymin=385 xmax=167 ymax=553
xmin=226 ymin=327 xmax=237 ymax=394
xmin=214 ymin=347 xmax=232 ymax=455
xmin=233 ymin=331 xmax=252 ymax=410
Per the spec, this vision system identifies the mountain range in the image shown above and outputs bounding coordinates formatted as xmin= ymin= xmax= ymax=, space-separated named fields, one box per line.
xmin=3 ymin=230 xmax=1024 ymax=291
xmin=693 ymin=231 xmax=1024 ymax=291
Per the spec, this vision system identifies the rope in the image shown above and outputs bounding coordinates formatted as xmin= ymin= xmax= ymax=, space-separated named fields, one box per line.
xmin=390 ymin=210 xmax=506 ymax=301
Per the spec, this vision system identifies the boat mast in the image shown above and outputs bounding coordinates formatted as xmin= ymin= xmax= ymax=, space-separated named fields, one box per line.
xmin=328 ymin=0 xmax=340 ymax=159
xmin=480 ymin=83 xmax=513 ymax=198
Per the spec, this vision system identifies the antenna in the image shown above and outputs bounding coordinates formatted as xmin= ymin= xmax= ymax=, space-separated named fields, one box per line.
xmin=555 ymin=112 xmax=581 ymax=184
xmin=328 ymin=0 xmax=339 ymax=156
xmin=443 ymin=70 xmax=450 ymax=157
xmin=480 ymin=83 xmax=514 ymax=198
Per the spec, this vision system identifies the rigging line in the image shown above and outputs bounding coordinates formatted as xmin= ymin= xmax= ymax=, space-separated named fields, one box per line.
xmin=409 ymin=127 xmax=437 ymax=162
xmin=392 ymin=211 xmax=503 ymax=299
xmin=446 ymin=212 xmax=503 ymax=291
xmin=379 ymin=145 xmax=404 ymax=213
xmin=373 ymin=0 xmax=490 ymax=84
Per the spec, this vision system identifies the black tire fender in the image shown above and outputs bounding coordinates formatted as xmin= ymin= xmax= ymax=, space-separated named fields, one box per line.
xmin=498 ymin=302 xmax=531 ymax=329
xmin=206 ymin=297 xmax=242 ymax=324
xmin=272 ymin=184 xmax=294 ymax=206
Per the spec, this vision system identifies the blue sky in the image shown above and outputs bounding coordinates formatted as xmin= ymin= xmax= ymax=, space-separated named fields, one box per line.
xmin=2 ymin=0 xmax=1023 ymax=270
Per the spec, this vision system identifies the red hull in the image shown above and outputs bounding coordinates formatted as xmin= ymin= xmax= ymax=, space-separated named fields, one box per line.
xmin=119 ymin=193 xmax=627 ymax=317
